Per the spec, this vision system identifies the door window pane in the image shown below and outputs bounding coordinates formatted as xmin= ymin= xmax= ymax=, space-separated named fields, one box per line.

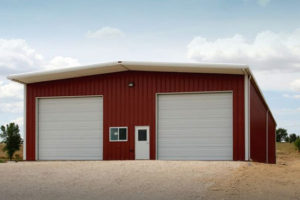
xmin=138 ymin=130 xmax=147 ymax=141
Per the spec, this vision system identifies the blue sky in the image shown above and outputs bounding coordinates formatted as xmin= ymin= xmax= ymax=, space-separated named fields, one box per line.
xmin=0 ymin=0 xmax=300 ymax=135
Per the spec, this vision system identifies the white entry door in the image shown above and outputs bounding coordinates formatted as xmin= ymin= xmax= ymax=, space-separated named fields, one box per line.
xmin=135 ymin=126 xmax=150 ymax=160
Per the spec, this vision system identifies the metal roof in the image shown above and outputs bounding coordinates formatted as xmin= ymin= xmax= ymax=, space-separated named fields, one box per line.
xmin=7 ymin=61 xmax=248 ymax=84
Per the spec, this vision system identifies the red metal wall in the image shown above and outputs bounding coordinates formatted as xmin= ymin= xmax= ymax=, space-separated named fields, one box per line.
xmin=268 ymin=111 xmax=276 ymax=163
xmin=250 ymin=80 xmax=276 ymax=163
xmin=26 ymin=71 xmax=245 ymax=161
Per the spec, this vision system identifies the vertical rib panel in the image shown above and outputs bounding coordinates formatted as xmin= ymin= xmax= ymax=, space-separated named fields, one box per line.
xmin=250 ymin=82 xmax=267 ymax=163
xmin=26 ymin=71 xmax=245 ymax=161
xmin=268 ymin=111 xmax=276 ymax=163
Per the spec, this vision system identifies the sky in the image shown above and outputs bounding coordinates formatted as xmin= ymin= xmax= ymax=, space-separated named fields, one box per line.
xmin=0 ymin=0 xmax=300 ymax=136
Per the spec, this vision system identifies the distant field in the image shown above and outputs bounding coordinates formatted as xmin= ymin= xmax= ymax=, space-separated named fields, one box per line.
xmin=276 ymin=142 xmax=298 ymax=154
xmin=0 ymin=142 xmax=298 ymax=161
xmin=0 ymin=143 xmax=23 ymax=160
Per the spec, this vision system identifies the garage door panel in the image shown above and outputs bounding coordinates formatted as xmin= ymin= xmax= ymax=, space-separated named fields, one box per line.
xmin=39 ymin=105 xmax=99 ymax=112
xmin=38 ymin=155 xmax=101 ymax=160
xmin=39 ymin=112 xmax=102 ymax=121
xmin=159 ymin=95 xmax=232 ymax=102
xmin=159 ymin=113 xmax=231 ymax=119
xmin=39 ymin=121 xmax=102 ymax=130
xmin=39 ymin=145 xmax=102 ymax=150
xmin=39 ymin=138 xmax=102 ymax=145
xmin=159 ymin=104 xmax=231 ymax=111
xmin=38 ymin=131 xmax=102 ymax=138
xmin=158 ymin=120 xmax=232 ymax=128
xmin=159 ymin=98 xmax=231 ymax=106
xmin=158 ymin=93 xmax=233 ymax=160
xmin=158 ymin=127 xmax=232 ymax=133
xmin=38 ymin=97 xmax=103 ymax=160
xmin=158 ymin=137 xmax=232 ymax=143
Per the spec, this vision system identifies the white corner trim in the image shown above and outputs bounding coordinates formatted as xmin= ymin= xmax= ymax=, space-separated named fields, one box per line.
xmin=244 ymin=74 xmax=250 ymax=161
xmin=23 ymin=85 xmax=26 ymax=160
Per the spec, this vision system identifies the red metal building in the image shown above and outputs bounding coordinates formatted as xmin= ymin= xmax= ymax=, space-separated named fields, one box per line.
xmin=8 ymin=61 xmax=276 ymax=163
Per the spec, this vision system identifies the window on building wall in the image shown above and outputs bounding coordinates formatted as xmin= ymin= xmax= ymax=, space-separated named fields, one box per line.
xmin=110 ymin=127 xmax=128 ymax=142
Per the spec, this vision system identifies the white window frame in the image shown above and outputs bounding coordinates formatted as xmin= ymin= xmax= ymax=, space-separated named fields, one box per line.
xmin=109 ymin=127 xmax=128 ymax=142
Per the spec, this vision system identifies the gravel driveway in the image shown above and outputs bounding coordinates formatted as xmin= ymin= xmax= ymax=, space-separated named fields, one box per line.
xmin=0 ymin=161 xmax=243 ymax=200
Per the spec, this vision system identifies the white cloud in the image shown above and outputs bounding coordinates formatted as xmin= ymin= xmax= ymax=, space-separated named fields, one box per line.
xmin=187 ymin=29 xmax=300 ymax=91
xmin=252 ymin=71 xmax=300 ymax=91
xmin=86 ymin=27 xmax=124 ymax=39
xmin=0 ymin=81 xmax=23 ymax=99
xmin=45 ymin=56 xmax=80 ymax=70
xmin=0 ymin=101 xmax=23 ymax=113
xmin=9 ymin=117 xmax=23 ymax=127
xmin=274 ymin=107 xmax=300 ymax=114
xmin=0 ymin=117 xmax=24 ymax=137
xmin=0 ymin=38 xmax=80 ymax=74
xmin=257 ymin=0 xmax=271 ymax=6
xmin=283 ymin=94 xmax=300 ymax=99
xmin=0 ymin=39 xmax=43 ymax=75
xmin=290 ymin=79 xmax=300 ymax=92
xmin=187 ymin=29 xmax=300 ymax=72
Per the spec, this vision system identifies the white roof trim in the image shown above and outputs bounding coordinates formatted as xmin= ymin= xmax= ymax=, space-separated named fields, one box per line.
xmin=7 ymin=61 xmax=248 ymax=84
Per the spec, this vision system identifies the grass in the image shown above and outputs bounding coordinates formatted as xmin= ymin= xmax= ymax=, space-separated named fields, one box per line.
xmin=0 ymin=142 xmax=297 ymax=162
xmin=0 ymin=143 xmax=23 ymax=161
xmin=276 ymin=142 xmax=298 ymax=154
xmin=276 ymin=142 xmax=300 ymax=162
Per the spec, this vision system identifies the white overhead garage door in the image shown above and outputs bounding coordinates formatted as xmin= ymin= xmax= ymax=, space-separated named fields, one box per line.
xmin=38 ymin=97 xmax=103 ymax=160
xmin=157 ymin=93 xmax=233 ymax=160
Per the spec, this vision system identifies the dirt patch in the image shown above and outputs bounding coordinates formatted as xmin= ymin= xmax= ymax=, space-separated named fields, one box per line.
xmin=0 ymin=143 xmax=299 ymax=200
xmin=0 ymin=161 xmax=243 ymax=200
xmin=204 ymin=143 xmax=300 ymax=200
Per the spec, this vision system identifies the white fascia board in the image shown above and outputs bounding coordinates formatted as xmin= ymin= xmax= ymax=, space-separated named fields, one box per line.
xmin=7 ymin=61 xmax=125 ymax=84
xmin=122 ymin=61 xmax=247 ymax=74
xmin=121 ymin=60 xmax=247 ymax=68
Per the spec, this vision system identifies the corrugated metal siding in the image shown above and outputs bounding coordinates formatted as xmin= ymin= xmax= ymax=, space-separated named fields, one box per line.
xmin=250 ymin=81 xmax=276 ymax=163
xmin=268 ymin=112 xmax=276 ymax=164
xmin=26 ymin=71 xmax=245 ymax=161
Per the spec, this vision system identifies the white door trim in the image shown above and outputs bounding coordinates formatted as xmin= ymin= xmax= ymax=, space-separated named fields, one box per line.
xmin=135 ymin=126 xmax=150 ymax=160
xmin=35 ymin=95 xmax=103 ymax=160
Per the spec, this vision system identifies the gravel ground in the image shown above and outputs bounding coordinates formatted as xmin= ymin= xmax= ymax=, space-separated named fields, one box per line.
xmin=0 ymin=161 xmax=243 ymax=200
